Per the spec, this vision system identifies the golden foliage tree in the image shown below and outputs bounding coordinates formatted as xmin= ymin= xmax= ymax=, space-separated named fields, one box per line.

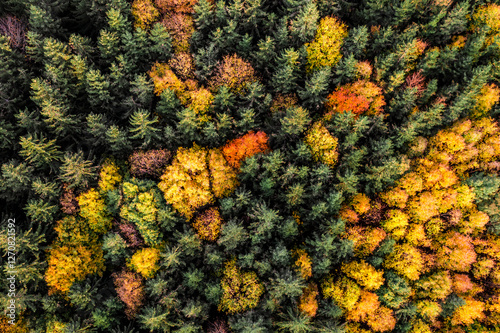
xmin=45 ymin=244 xmax=105 ymax=294
xmin=292 ymin=248 xmax=313 ymax=280
xmin=322 ymin=276 xmax=361 ymax=311
xmin=342 ymin=260 xmax=385 ymax=291
xmin=304 ymin=121 xmax=339 ymax=167
xmin=98 ymin=160 xmax=122 ymax=192
xmin=149 ymin=62 xmax=186 ymax=97
xmin=132 ymin=0 xmax=160 ymax=30
xmin=208 ymin=148 xmax=239 ymax=198
xmin=192 ymin=207 xmax=223 ymax=241
xmin=298 ymin=283 xmax=319 ymax=317
xmin=158 ymin=145 xmax=212 ymax=219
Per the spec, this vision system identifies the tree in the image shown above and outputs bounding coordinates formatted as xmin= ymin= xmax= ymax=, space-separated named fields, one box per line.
xmin=158 ymin=145 xmax=213 ymax=219
xmin=222 ymin=131 xmax=270 ymax=169
xmin=299 ymin=283 xmax=319 ymax=317
xmin=161 ymin=12 xmax=194 ymax=52
xmin=45 ymin=244 xmax=105 ymax=294
xmin=192 ymin=207 xmax=223 ymax=241
xmin=209 ymin=54 xmax=258 ymax=93
xmin=304 ymin=121 xmax=338 ymax=167
xmin=384 ymin=243 xmax=424 ymax=281
xmin=19 ymin=134 xmax=62 ymax=169
xmin=341 ymin=260 xmax=384 ymax=291
xmin=129 ymin=109 xmax=161 ymax=147
xmin=128 ymin=247 xmax=161 ymax=278
xmin=112 ymin=269 xmax=145 ymax=318
xmin=59 ymin=152 xmax=96 ymax=190
xmin=305 ymin=16 xmax=347 ymax=72
xmin=218 ymin=259 xmax=264 ymax=314
xmin=325 ymin=80 xmax=385 ymax=117
xmin=129 ymin=149 xmax=172 ymax=178
xmin=131 ymin=0 xmax=160 ymax=30
xmin=322 ymin=276 xmax=361 ymax=311
xmin=77 ymin=188 xmax=113 ymax=234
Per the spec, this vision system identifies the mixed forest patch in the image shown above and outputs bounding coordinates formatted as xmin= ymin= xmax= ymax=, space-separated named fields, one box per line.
xmin=1 ymin=0 xmax=500 ymax=332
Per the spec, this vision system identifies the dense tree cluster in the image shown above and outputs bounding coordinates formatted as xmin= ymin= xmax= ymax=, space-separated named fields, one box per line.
xmin=1 ymin=0 xmax=500 ymax=332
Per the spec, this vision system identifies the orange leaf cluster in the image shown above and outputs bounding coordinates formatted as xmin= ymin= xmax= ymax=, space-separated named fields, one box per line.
xmin=222 ymin=131 xmax=270 ymax=169
xmin=325 ymin=80 xmax=385 ymax=117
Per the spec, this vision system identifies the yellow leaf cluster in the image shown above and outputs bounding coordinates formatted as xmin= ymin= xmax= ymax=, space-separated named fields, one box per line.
xmin=77 ymin=188 xmax=112 ymax=234
xmin=472 ymin=84 xmax=500 ymax=119
xmin=305 ymin=16 xmax=348 ymax=72
xmin=132 ymin=0 xmax=160 ymax=30
xmin=128 ymin=248 xmax=161 ymax=279
xmin=158 ymin=145 xmax=212 ymax=219
xmin=46 ymin=244 xmax=105 ymax=294
xmin=298 ymin=283 xmax=319 ymax=317
xmin=192 ymin=207 xmax=223 ymax=241
xmin=149 ymin=62 xmax=185 ymax=97
xmin=158 ymin=145 xmax=239 ymax=220
xmin=292 ymin=248 xmax=313 ymax=280
xmin=322 ymin=276 xmax=361 ymax=311
xmin=346 ymin=290 xmax=380 ymax=322
xmin=304 ymin=121 xmax=339 ymax=167
xmin=384 ymin=243 xmax=424 ymax=281
xmin=343 ymin=226 xmax=387 ymax=257
xmin=451 ymin=298 xmax=485 ymax=326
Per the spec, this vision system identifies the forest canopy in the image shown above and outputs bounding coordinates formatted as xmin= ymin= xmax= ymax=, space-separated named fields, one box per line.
xmin=1 ymin=0 xmax=500 ymax=332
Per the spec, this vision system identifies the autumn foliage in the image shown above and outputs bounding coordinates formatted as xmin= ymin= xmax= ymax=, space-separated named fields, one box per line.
xmin=304 ymin=121 xmax=339 ymax=167
xmin=131 ymin=0 xmax=160 ymax=30
xmin=192 ymin=207 xmax=223 ymax=241
xmin=218 ymin=259 xmax=264 ymax=314
xmin=222 ymin=131 xmax=270 ymax=169
xmin=306 ymin=16 xmax=348 ymax=72
xmin=46 ymin=244 xmax=105 ymax=294
xmin=112 ymin=269 xmax=145 ymax=318
xmin=209 ymin=54 xmax=258 ymax=93
xmin=325 ymin=80 xmax=385 ymax=117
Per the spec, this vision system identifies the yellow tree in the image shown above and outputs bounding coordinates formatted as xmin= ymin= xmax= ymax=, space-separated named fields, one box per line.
xmin=45 ymin=244 xmax=105 ymax=294
xmin=128 ymin=248 xmax=161 ymax=279
xmin=192 ymin=207 xmax=224 ymax=241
